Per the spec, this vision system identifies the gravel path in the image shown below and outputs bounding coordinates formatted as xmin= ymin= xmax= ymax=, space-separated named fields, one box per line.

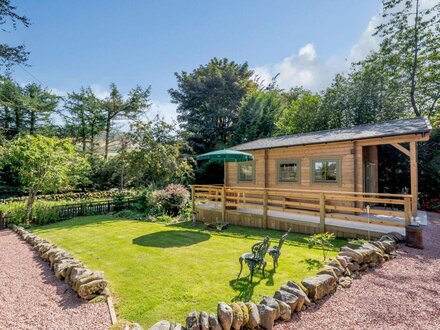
xmin=0 ymin=229 xmax=112 ymax=330
xmin=276 ymin=212 xmax=440 ymax=330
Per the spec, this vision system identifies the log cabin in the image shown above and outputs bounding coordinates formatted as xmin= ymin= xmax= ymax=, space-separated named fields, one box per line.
xmin=193 ymin=117 xmax=432 ymax=238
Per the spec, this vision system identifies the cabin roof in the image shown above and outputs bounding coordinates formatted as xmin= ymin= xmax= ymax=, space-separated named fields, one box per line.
xmin=231 ymin=117 xmax=432 ymax=151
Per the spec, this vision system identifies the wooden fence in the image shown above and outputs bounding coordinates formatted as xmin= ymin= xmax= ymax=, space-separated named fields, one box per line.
xmin=192 ymin=185 xmax=412 ymax=233
xmin=0 ymin=197 xmax=140 ymax=227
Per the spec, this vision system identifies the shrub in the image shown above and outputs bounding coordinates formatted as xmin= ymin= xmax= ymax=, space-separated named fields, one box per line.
xmin=113 ymin=210 xmax=148 ymax=221
xmin=155 ymin=214 xmax=173 ymax=223
xmin=134 ymin=187 xmax=160 ymax=215
xmin=304 ymin=232 xmax=336 ymax=261
xmin=155 ymin=184 xmax=190 ymax=216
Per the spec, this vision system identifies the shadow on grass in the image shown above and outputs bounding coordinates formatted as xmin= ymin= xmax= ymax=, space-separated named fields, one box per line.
xmin=301 ymin=258 xmax=323 ymax=271
xmin=229 ymin=268 xmax=276 ymax=302
xmin=132 ymin=230 xmax=211 ymax=248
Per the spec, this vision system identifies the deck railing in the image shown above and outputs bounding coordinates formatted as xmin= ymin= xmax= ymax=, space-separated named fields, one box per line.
xmin=191 ymin=185 xmax=412 ymax=230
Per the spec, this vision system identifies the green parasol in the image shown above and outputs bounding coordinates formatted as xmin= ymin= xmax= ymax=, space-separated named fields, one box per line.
xmin=196 ymin=149 xmax=254 ymax=162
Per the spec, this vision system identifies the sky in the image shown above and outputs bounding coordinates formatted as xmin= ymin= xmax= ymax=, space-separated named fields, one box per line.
xmin=4 ymin=0 xmax=384 ymax=123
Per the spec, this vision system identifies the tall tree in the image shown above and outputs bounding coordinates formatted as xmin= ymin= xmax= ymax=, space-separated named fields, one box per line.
xmin=0 ymin=77 xmax=23 ymax=135
xmin=374 ymin=0 xmax=440 ymax=118
xmin=0 ymin=0 xmax=30 ymax=73
xmin=22 ymin=83 xmax=58 ymax=134
xmin=3 ymin=135 xmax=90 ymax=222
xmin=102 ymin=83 xmax=151 ymax=159
xmin=169 ymin=58 xmax=256 ymax=154
xmin=276 ymin=91 xmax=329 ymax=135
xmin=233 ymin=89 xmax=284 ymax=144
xmin=64 ymin=87 xmax=105 ymax=154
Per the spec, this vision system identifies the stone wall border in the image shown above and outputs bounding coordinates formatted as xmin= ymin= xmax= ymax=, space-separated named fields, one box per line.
xmin=147 ymin=231 xmax=404 ymax=330
xmin=8 ymin=224 xmax=114 ymax=322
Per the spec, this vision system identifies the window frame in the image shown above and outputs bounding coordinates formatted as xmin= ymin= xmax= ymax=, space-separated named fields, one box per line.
xmin=310 ymin=157 xmax=341 ymax=185
xmin=237 ymin=161 xmax=256 ymax=183
xmin=276 ymin=159 xmax=301 ymax=184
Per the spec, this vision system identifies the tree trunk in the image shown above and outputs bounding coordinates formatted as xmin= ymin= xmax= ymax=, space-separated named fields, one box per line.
xmin=410 ymin=0 xmax=421 ymax=117
xmin=25 ymin=189 xmax=37 ymax=224
xmin=120 ymin=162 xmax=125 ymax=191
xmin=30 ymin=110 xmax=36 ymax=135
xmin=104 ymin=114 xmax=111 ymax=159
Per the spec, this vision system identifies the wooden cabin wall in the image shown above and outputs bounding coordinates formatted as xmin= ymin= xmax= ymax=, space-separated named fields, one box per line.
xmin=226 ymin=141 xmax=357 ymax=192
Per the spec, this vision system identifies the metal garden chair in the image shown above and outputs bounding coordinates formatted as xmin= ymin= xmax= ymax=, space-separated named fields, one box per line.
xmin=268 ymin=229 xmax=290 ymax=272
xmin=237 ymin=236 xmax=270 ymax=283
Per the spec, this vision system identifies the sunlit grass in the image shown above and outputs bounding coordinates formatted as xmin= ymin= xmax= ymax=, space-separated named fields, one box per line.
xmin=33 ymin=216 xmax=345 ymax=327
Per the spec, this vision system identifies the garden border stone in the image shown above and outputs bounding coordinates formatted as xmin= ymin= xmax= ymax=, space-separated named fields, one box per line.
xmin=7 ymin=224 xmax=116 ymax=325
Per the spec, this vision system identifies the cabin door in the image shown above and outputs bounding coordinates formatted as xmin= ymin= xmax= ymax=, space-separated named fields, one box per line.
xmin=363 ymin=161 xmax=376 ymax=193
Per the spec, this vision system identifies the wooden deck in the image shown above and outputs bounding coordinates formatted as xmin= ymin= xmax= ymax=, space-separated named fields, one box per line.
xmin=192 ymin=185 xmax=417 ymax=239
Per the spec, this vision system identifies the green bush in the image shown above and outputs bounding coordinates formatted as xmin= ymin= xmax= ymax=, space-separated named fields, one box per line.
xmin=155 ymin=184 xmax=190 ymax=216
xmin=113 ymin=210 xmax=148 ymax=221
xmin=155 ymin=214 xmax=173 ymax=223
xmin=134 ymin=187 xmax=160 ymax=215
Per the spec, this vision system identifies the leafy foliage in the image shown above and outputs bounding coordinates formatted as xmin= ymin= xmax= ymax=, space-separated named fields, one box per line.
xmin=2 ymin=135 xmax=90 ymax=220
xmin=155 ymin=184 xmax=190 ymax=216
xmin=304 ymin=232 xmax=336 ymax=261
xmin=169 ymin=58 xmax=256 ymax=153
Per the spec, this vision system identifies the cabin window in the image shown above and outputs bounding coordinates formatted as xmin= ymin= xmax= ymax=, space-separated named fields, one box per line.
xmin=312 ymin=158 xmax=340 ymax=183
xmin=277 ymin=159 xmax=300 ymax=183
xmin=238 ymin=162 xmax=255 ymax=182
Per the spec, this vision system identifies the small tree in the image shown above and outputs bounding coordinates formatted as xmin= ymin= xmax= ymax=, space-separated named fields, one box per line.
xmin=4 ymin=135 xmax=90 ymax=222
xmin=304 ymin=232 xmax=336 ymax=261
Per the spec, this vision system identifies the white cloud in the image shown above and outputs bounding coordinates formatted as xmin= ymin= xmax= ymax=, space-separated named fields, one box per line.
xmin=150 ymin=100 xmax=178 ymax=124
xmin=348 ymin=15 xmax=381 ymax=63
xmin=90 ymin=84 xmax=110 ymax=99
xmin=253 ymin=43 xmax=345 ymax=92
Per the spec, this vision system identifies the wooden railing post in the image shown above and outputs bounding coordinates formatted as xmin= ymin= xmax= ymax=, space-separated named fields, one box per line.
xmin=263 ymin=189 xmax=268 ymax=229
xmin=319 ymin=193 xmax=326 ymax=233
xmin=404 ymin=196 xmax=412 ymax=225
xmin=221 ymin=187 xmax=226 ymax=222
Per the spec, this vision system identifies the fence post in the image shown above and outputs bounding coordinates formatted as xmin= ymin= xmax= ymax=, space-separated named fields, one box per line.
xmin=319 ymin=193 xmax=326 ymax=233
xmin=0 ymin=211 xmax=4 ymax=230
xmin=263 ymin=189 xmax=268 ymax=229
xmin=404 ymin=196 xmax=412 ymax=225
xmin=221 ymin=187 xmax=226 ymax=222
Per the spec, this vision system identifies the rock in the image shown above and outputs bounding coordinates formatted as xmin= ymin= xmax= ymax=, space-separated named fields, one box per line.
xmin=199 ymin=311 xmax=209 ymax=330
xmin=360 ymin=263 xmax=369 ymax=272
xmin=169 ymin=323 xmax=182 ymax=330
xmin=230 ymin=302 xmax=244 ymax=330
xmin=73 ymin=270 xmax=105 ymax=291
xmin=69 ymin=267 xmax=88 ymax=286
xmin=327 ymin=259 xmax=345 ymax=275
xmin=217 ymin=302 xmax=233 ymax=330
xmin=336 ymin=256 xmax=349 ymax=268
xmin=54 ymin=259 xmax=83 ymax=280
xmin=77 ymin=279 xmax=108 ymax=299
xmin=380 ymin=240 xmax=396 ymax=254
xmin=347 ymin=262 xmax=360 ymax=272
xmin=236 ymin=301 xmax=249 ymax=325
xmin=355 ymin=248 xmax=375 ymax=264
xmin=257 ymin=304 xmax=276 ymax=330
xmin=186 ymin=311 xmax=199 ymax=330
xmin=388 ymin=231 xmax=404 ymax=243
xmin=245 ymin=302 xmax=260 ymax=330
xmin=208 ymin=313 xmax=222 ymax=330
xmin=368 ymin=262 xmax=377 ymax=268
xmin=352 ymin=271 xmax=361 ymax=279
xmin=338 ymin=276 xmax=353 ymax=288
xmin=286 ymin=281 xmax=311 ymax=308
xmin=273 ymin=290 xmax=299 ymax=312
xmin=339 ymin=247 xmax=363 ymax=263
xmin=149 ymin=320 xmax=170 ymax=330
xmin=275 ymin=299 xmax=291 ymax=321
xmin=317 ymin=265 xmax=339 ymax=279
xmin=301 ymin=275 xmax=337 ymax=302
xmin=260 ymin=296 xmax=280 ymax=320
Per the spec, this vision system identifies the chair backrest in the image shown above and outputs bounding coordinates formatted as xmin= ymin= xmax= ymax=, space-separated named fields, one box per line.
xmin=277 ymin=229 xmax=291 ymax=250
xmin=251 ymin=236 xmax=270 ymax=261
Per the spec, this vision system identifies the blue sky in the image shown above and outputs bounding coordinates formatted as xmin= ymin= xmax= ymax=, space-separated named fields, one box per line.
xmin=5 ymin=1 xmax=382 ymax=122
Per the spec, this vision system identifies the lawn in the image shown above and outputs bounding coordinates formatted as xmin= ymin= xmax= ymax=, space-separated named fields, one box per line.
xmin=33 ymin=216 xmax=346 ymax=327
